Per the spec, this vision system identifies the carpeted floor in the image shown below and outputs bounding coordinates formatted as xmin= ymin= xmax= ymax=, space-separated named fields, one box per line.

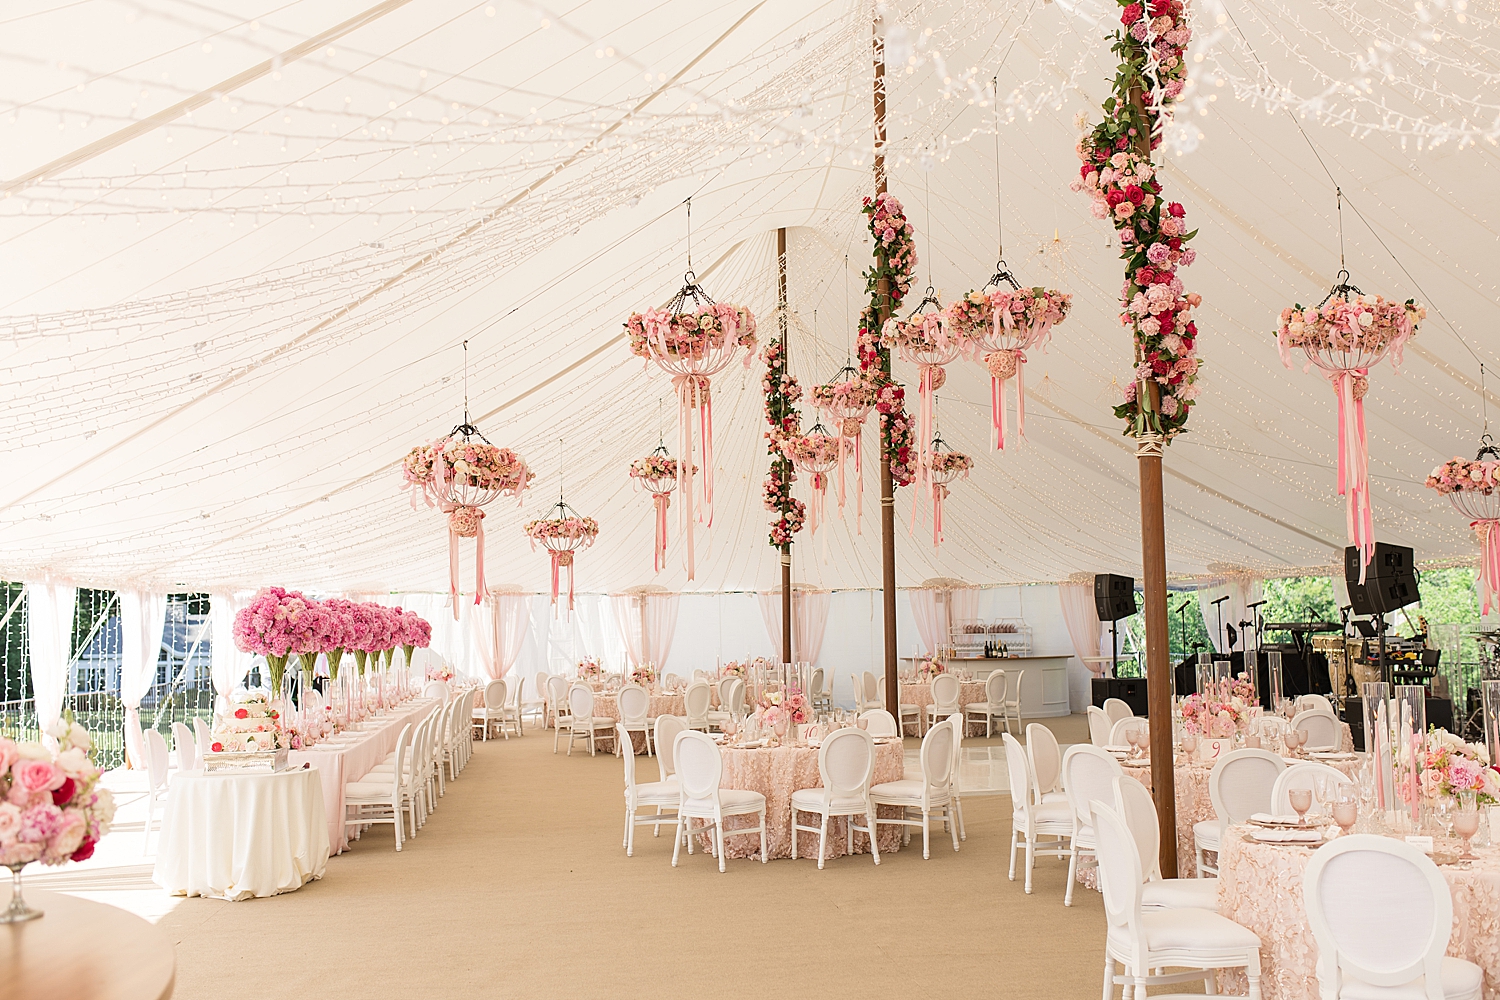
xmin=155 ymin=714 xmax=1113 ymax=999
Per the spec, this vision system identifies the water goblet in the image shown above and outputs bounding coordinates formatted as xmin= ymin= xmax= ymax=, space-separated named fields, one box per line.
xmin=1289 ymin=787 xmax=1313 ymax=826
xmin=1283 ymin=729 xmax=1302 ymax=756
xmin=1181 ymin=731 xmax=1198 ymax=758
xmin=723 ymin=717 xmax=738 ymax=741
xmin=1313 ymin=773 xmax=1332 ymax=813
xmin=1332 ymin=785 xmax=1358 ymax=836
xmin=856 ymin=716 xmax=869 ymax=731
xmin=1454 ymin=792 xmax=1481 ymax=859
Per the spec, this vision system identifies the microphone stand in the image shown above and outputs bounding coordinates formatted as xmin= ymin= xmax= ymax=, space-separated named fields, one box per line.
xmin=1210 ymin=594 xmax=1229 ymax=658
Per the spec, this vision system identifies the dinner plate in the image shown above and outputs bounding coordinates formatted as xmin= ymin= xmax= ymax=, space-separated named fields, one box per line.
xmin=1310 ymin=751 xmax=1357 ymax=761
xmin=1245 ymin=828 xmax=1325 ymax=845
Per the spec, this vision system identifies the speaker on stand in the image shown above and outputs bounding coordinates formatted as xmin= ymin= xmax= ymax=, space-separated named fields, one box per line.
xmin=1344 ymin=543 xmax=1419 ymax=688
xmin=1094 ymin=574 xmax=1137 ymax=677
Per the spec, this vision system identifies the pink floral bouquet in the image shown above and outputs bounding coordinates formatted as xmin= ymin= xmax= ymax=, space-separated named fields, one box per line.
xmin=945 ymin=287 xmax=1072 ymax=353
xmin=810 ymin=377 xmax=877 ymax=429
xmin=1426 ymin=457 xmax=1500 ymax=496
xmin=629 ymin=663 xmax=657 ymax=687
xmin=1276 ymin=294 xmax=1424 ymax=369
xmin=1180 ymin=690 xmax=1250 ymax=738
xmin=577 ymin=657 xmax=603 ymax=683
xmin=761 ymin=689 xmax=809 ymax=727
xmin=930 ymin=452 xmax=973 ymax=477
xmin=425 ymin=664 xmax=455 ymax=683
xmin=915 ymin=657 xmax=946 ymax=681
xmin=1418 ymin=729 xmax=1499 ymax=805
xmin=626 ymin=303 xmax=757 ymax=363
xmin=629 ymin=454 xmax=687 ymax=482
xmin=233 ymin=587 xmax=319 ymax=691
xmin=524 ymin=515 xmax=599 ymax=545
xmin=0 ymin=722 xmax=114 ymax=868
xmin=403 ymin=437 xmax=534 ymax=497
xmin=880 ymin=312 xmax=958 ymax=367
xmin=719 ymin=661 xmax=746 ymax=679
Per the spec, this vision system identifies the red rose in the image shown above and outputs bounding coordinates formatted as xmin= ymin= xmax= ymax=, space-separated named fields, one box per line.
xmin=1168 ymin=202 xmax=1186 ymax=217
xmin=1126 ymin=185 xmax=1145 ymax=205
xmin=1168 ymin=237 xmax=1182 ymax=250
xmin=71 ymin=839 xmax=95 ymax=862
xmin=235 ymin=708 xmax=249 ymax=719
xmin=1136 ymin=268 xmax=1155 ymax=285
xmin=211 ymin=741 xmax=224 ymax=752
xmin=1106 ymin=190 xmax=1126 ymax=206
xmin=51 ymin=777 xmax=75 ymax=807
xmin=1159 ymin=313 xmax=1175 ymax=333
xmin=1185 ymin=321 xmax=1197 ymax=336
xmin=1121 ymin=2 xmax=1144 ymax=24
xmin=1080 ymin=163 xmax=1093 ymax=179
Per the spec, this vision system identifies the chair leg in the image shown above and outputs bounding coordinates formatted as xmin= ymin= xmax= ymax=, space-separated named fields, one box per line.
xmin=1101 ymin=958 xmax=1115 ymax=1000
xmin=948 ymin=805 xmax=960 ymax=852
xmin=1008 ymin=828 xmax=1019 ymax=881
xmin=922 ymin=809 xmax=931 ymax=860
xmin=791 ymin=812 xmax=799 ymax=860
xmin=759 ymin=809 xmax=767 ymax=863
xmin=817 ymin=813 xmax=829 ymax=870
xmin=716 ymin=824 xmax=726 ymax=873
xmin=955 ymin=795 xmax=966 ymax=842
xmin=1025 ymin=833 xmax=1036 ymax=893
xmin=672 ymin=816 xmax=684 ymax=867
xmin=867 ymin=808 xmax=880 ymax=865
xmin=1065 ymin=843 xmax=1078 ymax=906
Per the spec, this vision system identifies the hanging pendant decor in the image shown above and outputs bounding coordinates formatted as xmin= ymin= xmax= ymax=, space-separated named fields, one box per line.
xmin=1277 ymin=269 xmax=1424 ymax=578
xmin=926 ymin=433 xmax=973 ymax=548
xmin=524 ymin=498 xmax=598 ymax=614
xmin=881 ymin=287 xmax=959 ymax=499
xmin=812 ymin=362 xmax=878 ymax=528
xmin=1426 ymin=435 xmax=1500 ymax=614
xmin=628 ymin=444 xmax=693 ymax=574
xmin=945 ymin=263 xmax=1072 ymax=451
xmin=781 ymin=421 xmax=842 ymax=538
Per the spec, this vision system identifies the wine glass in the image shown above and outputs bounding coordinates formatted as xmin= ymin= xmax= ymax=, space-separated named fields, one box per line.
xmin=723 ymin=716 xmax=738 ymax=741
xmin=1181 ymin=731 xmax=1198 ymax=758
xmin=1332 ymin=785 xmax=1358 ymax=836
xmin=1455 ymin=792 xmax=1481 ymax=860
xmin=1313 ymin=773 xmax=1333 ymax=814
xmin=1289 ymin=787 xmax=1313 ymax=826
xmin=856 ymin=716 xmax=869 ymax=731
xmin=1284 ymin=729 xmax=1303 ymax=757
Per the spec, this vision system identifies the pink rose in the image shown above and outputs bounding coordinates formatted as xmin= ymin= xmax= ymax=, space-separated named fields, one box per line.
xmin=13 ymin=759 xmax=63 ymax=795
xmin=0 ymin=803 xmax=21 ymax=844
xmin=0 ymin=738 xmax=17 ymax=775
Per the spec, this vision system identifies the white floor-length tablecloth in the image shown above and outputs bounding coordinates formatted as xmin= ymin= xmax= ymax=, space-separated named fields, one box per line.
xmin=289 ymin=698 xmax=437 ymax=852
xmin=153 ymin=768 xmax=329 ymax=901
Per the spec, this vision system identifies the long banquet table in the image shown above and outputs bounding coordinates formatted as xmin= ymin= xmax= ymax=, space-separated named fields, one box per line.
xmin=289 ymin=697 xmax=439 ymax=853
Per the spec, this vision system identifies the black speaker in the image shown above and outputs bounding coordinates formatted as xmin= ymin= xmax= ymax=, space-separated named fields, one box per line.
xmin=1345 ymin=543 xmax=1419 ymax=616
xmin=1094 ymin=574 xmax=1137 ymax=621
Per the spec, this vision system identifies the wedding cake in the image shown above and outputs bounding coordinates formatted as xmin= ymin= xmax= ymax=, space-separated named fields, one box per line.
xmin=204 ymin=695 xmax=287 ymax=771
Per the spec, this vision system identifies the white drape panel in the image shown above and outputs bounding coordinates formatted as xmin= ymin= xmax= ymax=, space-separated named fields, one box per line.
xmin=949 ymin=587 xmax=980 ymax=629
xmin=490 ymin=592 xmax=530 ymax=679
xmin=466 ymin=598 xmax=496 ymax=680
xmin=612 ymin=596 xmax=642 ymax=669
xmin=25 ymin=583 xmax=76 ymax=742
xmin=643 ymin=594 xmax=679 ymax=667
xmin=1059 ymin=582 xmax=1106 ymax=676
xmin=756 ymin=588 xmax=831 ymax=665
xmin=575 ymin=595 xmax=621 ymax=671
xmin=1198 ymin=576 xmax=1263 ymax=653
xmin=209 ymin=592 xmax=252 ymax=703
xmin=908 ymin=589 xmax=942 ymax=655
xmin=120 ymin=590 xmax=169 ymax=768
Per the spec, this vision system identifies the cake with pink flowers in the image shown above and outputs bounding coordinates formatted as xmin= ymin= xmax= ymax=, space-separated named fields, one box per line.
xmin=208 ymin=694 xmax=284 ymax=753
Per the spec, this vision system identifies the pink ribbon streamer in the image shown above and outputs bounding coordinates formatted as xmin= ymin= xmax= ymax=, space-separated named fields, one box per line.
xmin=440 ymin=503 xmax=486 ymax=620
xmin=1329 ymin=368 xmax=1373 ymax=582
xmin=1474 ymin=519 xmax=1500 ymax=616
xmin=652 ymin=492 xmax=671 ymax=574
xmin=550 ymin=550 xmax=575 ymax=614
xmin=672 ymin=374 xmax=712 ymax=581
xmin=932 ymin=483 xmax=949 ymax=547
xmin=808 ymin=472 xmax=827 ymax=537
xmin=917 ymin=365 xmax=939 ymax=497
xmin=988 ymin=350 xmax=1027 ymax=451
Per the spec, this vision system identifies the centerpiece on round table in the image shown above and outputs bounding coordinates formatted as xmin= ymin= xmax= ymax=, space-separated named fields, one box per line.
xmin=1180 ymin=674 xmax=1256 ymax=755
xmin=0 ymin=721 xmax=114 ymax=923
xmin=525 ymin=500 xmax=599 ymax=614
xmin=759 ymin=688 xmax=809 ymax=744
xmin=426 ymin=663 xmax=455 ymax=683
xmin=915 ymin=656 xmax=946 ymax=681
xmin=576 ymin=656 xmax=603 ymax=685
xmin=1425 ymin=439 xmax=1500 ymax=614
xmin=629 ymin=663 xmax=658 ymax=688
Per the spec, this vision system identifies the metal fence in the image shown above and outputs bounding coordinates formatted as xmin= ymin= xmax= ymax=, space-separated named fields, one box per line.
xmin=0 ymin=585 xmax=216 ymax=770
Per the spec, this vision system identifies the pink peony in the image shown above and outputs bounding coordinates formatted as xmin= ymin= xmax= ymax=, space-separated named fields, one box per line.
xmin=18 ymin=803 xmax=64 ymax=843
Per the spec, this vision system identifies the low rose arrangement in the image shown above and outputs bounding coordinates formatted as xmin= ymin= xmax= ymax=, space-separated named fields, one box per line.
xmin=1180 ymin=691 xmax=1250 ymax=738
xmin=426 ymin=664 xmax=455 ymax=683
xmin=629 ymin=663 xmax=658 ymax=687
xmin=0 ymin=722 xmax=114 ymax=868
xmin=760 ymin=689 xmax=809 ymax=727
xmin=915 ymin=657 xmax=946 ymax=681
xmin=577 ymin=657 xmax=603 ymax=683
xmin=1417 ymin=729 xmax=1499 ymax=805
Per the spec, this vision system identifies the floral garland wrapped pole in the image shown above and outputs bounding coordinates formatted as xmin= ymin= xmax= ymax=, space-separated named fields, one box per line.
xmin=524 ymin=500 xmax=599 ymax=615
xmin=1071 ymin=0 xmax=1201 ymax=877
xmin=1426 ymin=441 xmax=1500 ymax=613
xmin=625 ymin=259 xmax=757 ymax=581
xmin=763 ymin=228 xmax=804 ymax=662
xmin=811 ymin=363 xmax=877 ymax=529
xmin=628 ymin=446 xmax=692 ymax=575
xmin=1277 ymin=273 xmax=1423 ymax=580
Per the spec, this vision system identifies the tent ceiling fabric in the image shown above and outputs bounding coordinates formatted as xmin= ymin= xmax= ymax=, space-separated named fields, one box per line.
xmin=0 ymin=0 xmax=1494 ymax=595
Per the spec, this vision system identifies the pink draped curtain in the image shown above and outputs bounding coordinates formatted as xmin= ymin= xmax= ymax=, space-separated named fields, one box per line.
xmin=490 ymin=591 xmax=530 ymax=679
xmin=1058 ymin=582 xmax=1105 ymax=676
xmin=643 ymin=594 xmax=679 ymax=669
xmin=908 ymin=589 xmax=942 ymax=656
xmin=756 ymin=587 xmax=831 ymax=664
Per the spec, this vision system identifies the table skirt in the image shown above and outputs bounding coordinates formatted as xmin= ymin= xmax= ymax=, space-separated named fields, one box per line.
xmin=153 ymin=768 xmax=329 ymax=901
xmin=902 ymin=681 xmax=988 ymax=735
xmin=593 ymin=693 xmax=686 ymax=752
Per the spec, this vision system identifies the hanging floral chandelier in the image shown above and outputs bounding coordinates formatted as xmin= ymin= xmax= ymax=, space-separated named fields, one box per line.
xmin=811 ymin=361 xmax=878 ymax=529
xmin=628 ymin=443 xmax=694 ymax=575
xmin=1425 ymin=434 xmax=1500 ymax=614
xmin=881 ymin=286 xmax=960 ymax=499
xmin=945 ymin=261 xmax=1072 ymax=451
xmin=524 ymin=498 xmax=599 ymax=614
xmin=926 ymin=431 xmax=973 ymax=548
xmin=781 ymin=421 xmax=842 ymax=538
xmin=624 ymin=266 xmax=756 ymax=580
xmin=1277 ymin=268 xmax=1424 ymax=579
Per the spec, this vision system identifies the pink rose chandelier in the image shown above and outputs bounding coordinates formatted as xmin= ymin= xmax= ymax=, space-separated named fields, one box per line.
xmin=781 ymin=420 xmax=842 ymax=539
xmin=881 ymin=285 xmax=959 ymax=500
xmin=811 ymin=360 xmax=878 ymax=530
xmin=524 ymin=497 xmax=599 ymax=615
xmin=1425 ymin=431 xmax=1500 ymax=614
xmin=628 ymin=442 xmax=693 ymax=575
xmin=925 ymin=430 xmax=973 ymax=549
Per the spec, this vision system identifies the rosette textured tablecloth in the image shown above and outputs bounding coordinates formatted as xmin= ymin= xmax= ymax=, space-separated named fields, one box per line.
xmin=153 ymin=767 xmax=329 ymax=901
xmin=1218 ymin=830 xmax=1500 ymax=1000
xmin=709 ymin=741 xmax=906 ymax=860
xmin=593 ymin=692 xmax=686 ymax=751
xmin=290 ymin=697 xmax=438 ymax=853
xmin=902 ymin=681 xmax=987 ymax=735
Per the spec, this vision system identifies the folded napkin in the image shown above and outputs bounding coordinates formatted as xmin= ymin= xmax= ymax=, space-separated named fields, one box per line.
xmin=1103 ymin=745 xmax=1133 ymax=753
xmin=1250 ymin=812 xmax=1300 ymax=824
xmin=1250 ymin=827 xmax=1323 ymax=844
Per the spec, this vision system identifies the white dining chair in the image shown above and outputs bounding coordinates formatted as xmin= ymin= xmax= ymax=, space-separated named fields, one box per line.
xmin=1003 ymin=732 xmax=1072 ymax=893
xmin=1087 ymin=706 xmax=1113 ymax=747
xmin=170 ymin=721 xmax=196 ymax=772
xmin=192 ymin=716 xmax=212 ymax=770
xmin=345 ymin=723 xmax=420 ymax=850
xmin=1024 ymin=723 xmax=1066 ymax=806
xmin=671 ymin=730 xmax=767 ymax=872
xmin=654 ymin=715 xmax=687 ymax=784
xmin=1304 ymin=835 xmax=1483 ymax=1000
xmin=945 ymin=712 xmax=967 ymax=841
xmin=809 ymin=667 xmax=832 ymax=714
xmin=617 ymin=683 xmax=654 ymax=756
xmin=925 ymin=674 xmax=962 ymax=730
xmin=1061 ymin=743 xmax=1124 ymax=906
xmin=707 ymin=677 xmax=744 ymax=728
xmin=1196 ymin=748 xmax=1286 ymax=877
xmin=566 ymin=684 xmax=616 ymax=757
xmin=141 ymin=728 xmax=170 ymax=856
xmin=964 ymin=670 xmax=1007 ymax=738
xmin=1102 ymin=697 xmax=1134 ymax=726
xmin=858 ymin=709 xmax=899 ymax=737
xmin=684 ymin=681 xmax=713 ymax=732
xmin=1270 ymin=762 xmax=1352 ymax=816
xmin=1111 ymin=776 xmax=1219 ymax=910
xmin=1295 ymin=693 xmax=1335 ymax=715
xmin=473 ymin=678 xmax=507 ymax=741
xmin=999 ymin=669 xmax=1024 ymax=737
xmin=862 ymin=671 xmax=881 ymax=711
xmin=1107 ymin=716 xmax=1148 ymax=747
xmin=1093 ymin=802 xmax=1264 ymax=1000
xmin=851 ymin=673 xmax=872 ymax=712
xmin=790 ymin=727 xmax=879 ymax=869
xmin=896 ymin=684 xmax=922 ymax=737
xmin=871 ymin=718 xmax=959 ymax=859
xmin=618 ymin=724 xmax=678 ymax=856
xmin=549 ymin=675 xmax=574 ymax=753
xmin=505 ymin=677 xmax=525 ymax=736
xmin=521 ymin=672 xmax=548 ymax=726
xmin=1291 ymin=708 xmax=1342 ymax=752
xmin=422 ymin=679 xmax=449 ymax=702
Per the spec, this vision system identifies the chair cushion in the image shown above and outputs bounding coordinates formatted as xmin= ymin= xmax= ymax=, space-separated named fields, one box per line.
xmin=344 ymin=780 xmax=395 ymax=798
xmin=1139 ymin=908 xmax=1260 ymax=953
xmin=789 ymin=787 xmax=870 ymax=813
xmin=1038 ymin=790 xmax=1068 ymax=806
xmin=1030 ymin=801 xmax=1073 ymax=825
xmin=1339 ymin=958 xmax=1483 ymax=1000
xmin=871 ymin=779 xmax=949 ymax=805
xmin=963 ymin=702 xmax=995 ymax=711
xmin=1142 ymin=877 xmax=1219 ymax=910
xmin=684 ymin=788 xmax=765 ymax=815
xmin=629 ymin=780 xmax=679 ymax=806
xmin=1193 ymin=819 xmax=1221 ymax=851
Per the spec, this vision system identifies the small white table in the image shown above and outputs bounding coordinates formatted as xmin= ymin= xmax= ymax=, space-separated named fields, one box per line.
xmin=0 ymin=888 xmax=175 ymax=1000
xmin=153 ymin=767 xmax=329 ymax=901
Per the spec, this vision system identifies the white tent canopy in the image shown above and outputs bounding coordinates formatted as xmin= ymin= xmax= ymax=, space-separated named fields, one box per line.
xmin=1 ymin=0 xmax=1495 ymax=596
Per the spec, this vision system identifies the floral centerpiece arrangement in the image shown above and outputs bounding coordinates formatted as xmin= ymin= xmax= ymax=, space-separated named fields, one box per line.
xmin=0 ymin=721 xmax=115 ymax=922
xmin=1180 ymin=676 xmax=1255 ymax=738
xmin=629 ymin=663 xmax=658 ymax=688
xmin=719 ymin=660 xmax=746 ymax=679
xmin=577 ymin=657 xmax=604 ymax=684
xmin=1417 ymin=729 xmax=1499 ymax=806
xmin=760 ymin=689 xmax=809 ymax=732
xmin=426 ymin=664 xmax=455 ymax=683
xmin=915 ymin=657 xmax=946 ymax=680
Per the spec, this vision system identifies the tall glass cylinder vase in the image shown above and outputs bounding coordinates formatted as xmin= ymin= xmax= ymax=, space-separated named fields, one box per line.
xmin=1362 ymin=681 xmax=1392 ymax=815
xmin=1482 ymin=680 xmax=1500 ymax=775
xmin=1268 ymin=651 xmax=1286 ymax=712
xmin=1394 ymin=685 xmax=1427 ymax=832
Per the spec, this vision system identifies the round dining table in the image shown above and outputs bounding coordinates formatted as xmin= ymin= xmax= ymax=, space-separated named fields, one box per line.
xmin=592 ymin=690 xmax=687 ymax=751
xmin=1216 ymin=829 xmax=1500 ymax=1000
xmin=901 ymin=680 xmax=988 ymax=735
xmin=1 ymin=887 xmax=176 ymax=1000
xmin=707 ymin=739 xmax=907 ymax=860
